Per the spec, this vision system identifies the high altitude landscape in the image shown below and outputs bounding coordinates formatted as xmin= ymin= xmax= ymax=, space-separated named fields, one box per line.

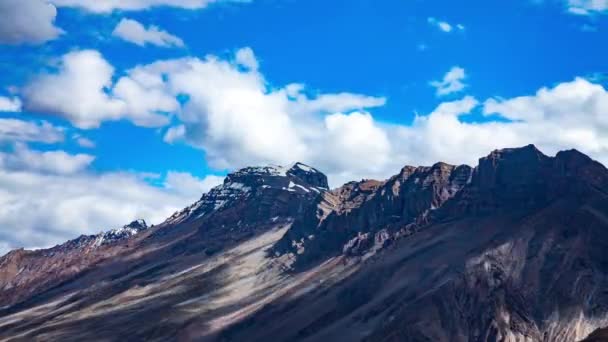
xmin=2 ymin=145 xmax=608 ymax=341
xmin=2 ymin=0 xmax=608 ymax=341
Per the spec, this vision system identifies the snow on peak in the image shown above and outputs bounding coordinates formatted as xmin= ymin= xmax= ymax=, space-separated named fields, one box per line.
xmin=292 ymin=162 xmax=316 ymax=173
xmin=93 ymin=219 xmax=149 ymax=247
xmin=165 ymin=163 xmax=328 ymax=225
xmin=231 ymin=165 xmax=288 ymax=177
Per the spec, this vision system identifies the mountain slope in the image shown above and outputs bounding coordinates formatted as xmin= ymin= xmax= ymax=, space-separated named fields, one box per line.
xmin=220 ymin=145 xmax=608 ymax=342
xmin=1 ymin=146 xmax=608 ymax=342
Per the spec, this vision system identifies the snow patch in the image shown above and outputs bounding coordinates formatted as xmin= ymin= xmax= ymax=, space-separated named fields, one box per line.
xmin=297 ymin=184 xmax=311 ymax=192
xmin=294 ymin=163 xmax=315 ymax=173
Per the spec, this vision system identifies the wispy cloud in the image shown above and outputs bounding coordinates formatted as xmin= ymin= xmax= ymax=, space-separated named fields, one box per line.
xmin=49 ymin=0 xmax=252 ymax=13
xmin=430 ymin=66 xmax=467 ymax=96
xmin=566 ymin=0 xmax=608 ymax=15
xmin=427 ymin=17 xmax=465 ymax=33
xmin=112 ymin=18 xmax=185 ymax=48
xmin=0 ymin=96 xmax=22 ymax=112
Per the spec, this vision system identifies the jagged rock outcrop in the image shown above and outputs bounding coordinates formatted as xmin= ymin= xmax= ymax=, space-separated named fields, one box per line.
xmin=436 ymin=144 xmax=608 ymax=217
xmin=222 ymin=145 xmax=608 ymax=342
xmin=272 ymin=161 xmax=473 ymax=269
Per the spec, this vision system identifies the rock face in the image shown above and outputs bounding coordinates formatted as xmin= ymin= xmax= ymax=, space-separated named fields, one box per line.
xmin=2 ymin=147 xmax=608 ymax=342
xmin=166 ymin=163 xmax=327 ymax=226
xmin=583 ymin=327 xmax=608 ymax=341
xmin=272 ymin=161 xmax=473 ymax=269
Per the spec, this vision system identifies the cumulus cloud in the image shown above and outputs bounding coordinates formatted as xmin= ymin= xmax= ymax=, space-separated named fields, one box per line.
xmin=50 ymin=0 xmax=249 ymax=13
xmin=130 ymin=48 xmax=388 ymax=182
xmin=427 ymin=17 xmax=465 ymax=33
xmin=566 ymin=0 xmax=608 ymax=15
xmin=430 ymin=66 xmax=467 ymax=96
xmin=0 ymin=144 xmax=224 ymax=255
xmin=390 ymin=78 xmax=608 ymax=169
xmin=318 ymin=112 xmax=392 ymax=182
xmin=158 ymin=73 xmax=602 ymax=186
xmin=0 ymin=118 xmax=65 ymax=144
xmin=235 ymin=47 xmax=259 ymax=70
xmin=164 ymin=171 xmax=224 ymax=197
xmin=0 ymin=0 xmax=63 ymax=45
xmin=7 ymin=54 xmax=608 ymax=253
xmin=0 ymin=96 xmax=22 ymax=112
xmin=22 ymin=48 xmax=386 ymax=175
xmin=23 ymin=50 xmax=178 ymax=129
xmin=23 ymin=50 xmax=125 ymax=128
xmin=113 ymin=18 xmax=185 ymax=48
xmin=21 ymin=47 xmax=608 ymax=190
xmin=34 ymin=47 xmax=608 ymax=183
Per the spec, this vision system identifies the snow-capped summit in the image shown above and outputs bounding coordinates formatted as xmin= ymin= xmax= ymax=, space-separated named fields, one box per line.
xmin=94 ymin=220 xmax=149 ymax=247
xmin=286 ymin=162 xmax=328 ymax=190
xmin=165 ymin=163 xmax=329 ymax=225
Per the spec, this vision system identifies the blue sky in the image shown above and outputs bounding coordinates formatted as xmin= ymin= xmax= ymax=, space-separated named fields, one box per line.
xmin=0 ymin=0 xmax=608 ymax=252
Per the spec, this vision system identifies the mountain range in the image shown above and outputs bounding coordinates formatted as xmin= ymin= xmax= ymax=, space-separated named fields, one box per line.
xmin=1 ymin=145 xmax=608 ymax=341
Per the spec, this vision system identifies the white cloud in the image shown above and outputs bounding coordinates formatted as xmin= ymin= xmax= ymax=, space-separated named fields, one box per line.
xmin=74 ymin=135 xmax=96 ymax=148
xmin=287 ymin=91 xmax=387 ymax=115
xmin=235 ymin=47 xmax=259 ymax=70
xmin=8 ymin=52 xmax=608 ymax=254
xmin=428 ymin=17 xmax=452 ymax=32
xmin=164 ymin=171 xmax=224 ymax=197
xmin=37 ymin=47 xmax=608 ymax=187
xmin=163 ymin=124 xmax=186 ymax=144
xmin=113 ymin=18 xmax=185 ymax=48
xmin=23 ymin=50 xmax=125 ymax=128
xmin=566 ymin=0 xmax=608 ymax=15
xmin=0 ymin=118 xmax=65 ymax=144
xmin=0 ymin=143 xmax=94 ymax=175
xmin=22 ymin=47 xmax=608 ymax=192
xmin=0 ymin=0 xmax=63 ymax=45
xmin=0 ymin=96 xmax=22 ymax=112
xmin=169 ymin=74 xmax=603 ymax=186
xmin=0 ymin=145 xmax=223 ymax=255
xmin=23 ymin=50 xmax=178 ymax=129
xmin=390 ymin=78 xmax=608 ymax=169
xmin=427 ymin=17 xmax=464 ymax=33
xmin=50 ymin=0 xmax=250 ymax=13
xmin=430 ymin=66 xmax=467 ymax=96
xmin=319 ymin=112 xmax=392 ymax=182
xmin=131 ymin=48 xmax=388 ymax=183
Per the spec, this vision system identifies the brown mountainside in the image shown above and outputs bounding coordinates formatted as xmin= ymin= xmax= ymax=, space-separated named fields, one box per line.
xmin=1 ymin=146 xmax=608 ymax=342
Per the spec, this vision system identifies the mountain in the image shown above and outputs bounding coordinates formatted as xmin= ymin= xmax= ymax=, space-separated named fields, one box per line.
xmin=1 ymin=147 xmax=608 ymax=341
xmin=0 ymin=219 xmax=151 ymax=306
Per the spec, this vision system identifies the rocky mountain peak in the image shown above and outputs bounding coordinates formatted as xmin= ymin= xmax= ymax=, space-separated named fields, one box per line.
xmin=125 ymin=219 xmax=147 ymax=230
xmin=286 ymin=162 xmax=329 ymax=190
xmin=474 ymin=144 xmax=549 ymax=189
xmin=273 ymin=161 xmax=474 ymax=268
xmin=166 ymin=163 xmax=328 ymax=225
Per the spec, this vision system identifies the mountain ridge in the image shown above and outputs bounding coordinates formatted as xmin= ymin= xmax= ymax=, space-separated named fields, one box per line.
xmin=2 ymin=146 xmax=608 ymax=341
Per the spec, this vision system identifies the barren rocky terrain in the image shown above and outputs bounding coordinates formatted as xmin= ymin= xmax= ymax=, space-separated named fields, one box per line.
xmin=2 ymin=146 xmax=608 ymax=341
